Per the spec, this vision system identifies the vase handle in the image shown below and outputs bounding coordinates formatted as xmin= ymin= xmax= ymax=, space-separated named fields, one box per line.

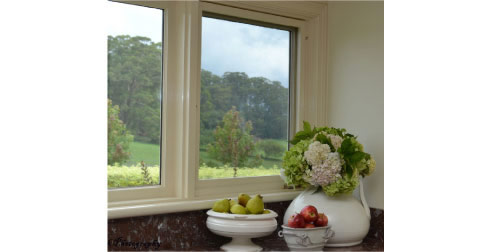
xmin=359 ymin=177 xmax=371 ymax=220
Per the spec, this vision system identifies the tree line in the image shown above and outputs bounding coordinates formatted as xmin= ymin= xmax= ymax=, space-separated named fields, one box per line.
xmin=108 ymin=35 xmax=289 ymax=151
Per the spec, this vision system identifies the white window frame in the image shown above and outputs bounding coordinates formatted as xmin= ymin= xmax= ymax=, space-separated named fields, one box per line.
xmin=108 ymin=0 xmax=330 ymax=219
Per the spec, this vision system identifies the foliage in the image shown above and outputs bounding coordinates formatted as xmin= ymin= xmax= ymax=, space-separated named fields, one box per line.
xmin=258 ymin=139 xmax=287 ymax=158
xmin=107 ymin=164 xmax=280 ymax=188
xmin=289 ymin=121 xmax=349 ymax=145
xmin=322 ymin=171 xmax=360 ymax=196
xmin=199 ymin=128 xmax=215 ymax=148
xmin=282 ymin=121 xmax=376 ymax=196
xmin=108 ymin=99 xmax=133 ymax=165
xmin=140 ymin=161 xmax=152 ymax=185
xmin=282 ymin=139 xmax=312 ymax=188
xmin=108 ymin=35 xmax=289 ymax=147
xmin=199 ymin=164 xmax=280 ymax=179
xmin=108 ymin=35 xmax=162 ymax=144
xmin=200 ymin=70 xmax=289 ymax=140
xmin=108 ymin=164 xmax=159 ymax=188
xmin=207 ymin=107 xmax=262 ymax=177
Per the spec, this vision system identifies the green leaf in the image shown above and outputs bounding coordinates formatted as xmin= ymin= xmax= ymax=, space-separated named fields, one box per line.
xmin=349 ymin=151 xmax=368 ymax=164
xmin=325 ymin=137 xmax=335 ymax=152
xmin=345 ymin=164 xmax=353 ymax=178
xmin=303 ymin=121 xmax=312 ymax=133
xmin=340 ymin=138 xmax=355 ymax=154
xmin=289 ymin=131 xmax=313 ymax=144
xmin=316 ymin=133 xmax=329 ymax=144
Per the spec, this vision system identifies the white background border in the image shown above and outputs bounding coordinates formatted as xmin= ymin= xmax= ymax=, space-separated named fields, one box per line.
xmin=1 ymin=0 xmax=492 ymax=251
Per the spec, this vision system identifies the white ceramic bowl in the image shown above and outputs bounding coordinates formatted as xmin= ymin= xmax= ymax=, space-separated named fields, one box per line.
xmin=206 ymin=209 xmax=278 ymax=252
xmin=278 ymin=225 xmax=335 ymax=251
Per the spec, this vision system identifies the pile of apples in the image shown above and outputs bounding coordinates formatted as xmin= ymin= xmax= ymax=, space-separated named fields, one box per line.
xmin=212 ymin=193 xmax=270 ymax=215
xmin=287 ymin=205 xmax=328 ymax=228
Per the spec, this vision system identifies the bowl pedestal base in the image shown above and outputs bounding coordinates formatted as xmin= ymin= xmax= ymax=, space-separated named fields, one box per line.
xmin=220 ymin=237 xmax=262 ymax=252
xmin=325 ymin=240 xmax=363 ymax=247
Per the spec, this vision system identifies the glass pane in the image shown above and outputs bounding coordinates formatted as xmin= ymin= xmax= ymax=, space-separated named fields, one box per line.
xmin=199 ymin=16 xmax=290 ymax=179
xmin=107 ymin=2 xmax=162 ymax=188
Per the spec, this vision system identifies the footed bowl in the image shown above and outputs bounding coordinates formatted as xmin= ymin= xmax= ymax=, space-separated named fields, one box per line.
xmin=206 ymin=209 xmax=278 ymax=252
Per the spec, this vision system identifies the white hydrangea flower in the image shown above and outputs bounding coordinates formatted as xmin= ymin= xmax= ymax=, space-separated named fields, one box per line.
xmin=304 ymin=141 xmax=331 ymax=166
xmin=313 ymin=132 xmax=343 ymax=151
xmin=304 ymin=152 xmax=342 ymax=186
xmin=327 ymin=134 xmax=343 ymax=150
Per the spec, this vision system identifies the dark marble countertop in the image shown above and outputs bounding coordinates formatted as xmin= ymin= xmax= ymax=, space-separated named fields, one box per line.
xmin=108 ymin=201 xmax=383 ymax=251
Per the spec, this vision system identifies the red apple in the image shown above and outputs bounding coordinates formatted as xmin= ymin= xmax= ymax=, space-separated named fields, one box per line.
xmin=315 ymin=213 xmax=328 ymax=227
xmin=300 ymin=205 xmax=319 ymax=223
xmin=287 ymin=213 xmax=306 ymax=228
xmin=305 ymin=223 xmax=316 ymax=228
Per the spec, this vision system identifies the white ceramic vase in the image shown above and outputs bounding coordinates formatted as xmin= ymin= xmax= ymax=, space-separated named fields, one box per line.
xmin=283 ymin=178 xmax=371 ymax=247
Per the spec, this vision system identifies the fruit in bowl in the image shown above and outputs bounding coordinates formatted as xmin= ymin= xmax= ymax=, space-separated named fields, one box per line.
xmin=286 ymin=205 xmax=329 ymax=229
xmin=207 ymin=193 xmax=278 ymax=251
xmin=212 ymin=199 xmax=230 ymax=213
xmin=246 ymin=194 xmax=265 ymax=214
xmin=287 ymin=213 xmax=306 ymax=228
xmin=315 ymin=213 xmax=328 ymax=227
xmin=280 ymin=205 xmax=334 ymax=251
xmin=211 ymin=193 xmax=270 ymax=215
xmin=300 ymin=205 xmax=319 ymax=222
xmin=238 ymin=193 xmax=251 ymax=207
xmin=230 ymin=204 xmax=247 ymax=214
xmin=305 ymin=223 xmax=316 ymax=228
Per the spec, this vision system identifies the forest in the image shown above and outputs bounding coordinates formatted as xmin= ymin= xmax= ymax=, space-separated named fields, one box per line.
xmin=108 ymin=35 xmax=289 ymax=186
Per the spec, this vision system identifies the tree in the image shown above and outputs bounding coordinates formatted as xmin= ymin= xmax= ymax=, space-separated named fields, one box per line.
xmin=108 ymin=99 xmax=134 ymax=165
xmin=108 ymin=34 xmax=290 ymax=146
xmin=207 ymin=107 xmax=261 ymax=177
xmin=199 ymin=70 xmax=290 ymax=141
xmin=108 ymin=35 xmax=162 ymax=144
xmin=258 ymin=139 xmax=286 ymax=159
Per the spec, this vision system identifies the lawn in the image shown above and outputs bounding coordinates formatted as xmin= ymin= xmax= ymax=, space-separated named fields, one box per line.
xmin=126 ymin=141 xmax=161 ymax=166
xmin=129 ymin=141 xmax=286 ymax=168
xmin=109 ymin=140 xmax=287 ymax=188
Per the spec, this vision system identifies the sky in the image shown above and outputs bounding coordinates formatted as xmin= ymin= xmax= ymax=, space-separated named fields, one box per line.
xmin=107 ymin=2 xmax=162 ymax=42
xmin=107 ymin=2 xmax=290 ymax=87
xmin=201 ymin=17 xmax=290 ymax=87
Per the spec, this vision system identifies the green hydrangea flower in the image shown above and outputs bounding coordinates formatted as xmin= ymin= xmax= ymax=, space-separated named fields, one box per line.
xmin=282 ymin=122 xmax=375 ymax=196
xmin=322 ymin=170 xmax=359 ymax=196
xmin=282 ymin=139 xmax=312 ymax=188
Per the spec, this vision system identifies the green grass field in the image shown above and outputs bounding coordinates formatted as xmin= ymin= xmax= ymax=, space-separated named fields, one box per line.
xmin=109 ymin=140 xmax=287 ymax=188
xmin=126 ymin=141 xmax=161 ymax=166
xmin=128 ymin=140 xmax=286 ymax=168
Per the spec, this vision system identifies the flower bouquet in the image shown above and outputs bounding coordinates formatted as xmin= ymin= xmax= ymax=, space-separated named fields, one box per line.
xmin=282 ymin=122 xmax=375 ymax=196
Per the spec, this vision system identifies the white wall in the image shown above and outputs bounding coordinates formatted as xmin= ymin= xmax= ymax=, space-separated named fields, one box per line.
xmin=327 ymin=1 xmax=384 ymax=209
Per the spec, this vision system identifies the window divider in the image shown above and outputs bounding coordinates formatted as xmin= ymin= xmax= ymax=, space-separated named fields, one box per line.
xmin=108 ymin=1 xmax=332 ymax=219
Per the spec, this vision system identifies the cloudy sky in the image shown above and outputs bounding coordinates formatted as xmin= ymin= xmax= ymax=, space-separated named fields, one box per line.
xmin=107 ymin=2 xmax=290 ymax=87
xmin=107 ymin=2 xmax=162 ymax=42
xmin=201 ymin=17 xmax=290 ymax=87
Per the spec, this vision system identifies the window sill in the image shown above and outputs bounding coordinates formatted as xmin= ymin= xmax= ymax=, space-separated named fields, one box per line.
xmin=108 ymin=188 xmax=303 ymax=219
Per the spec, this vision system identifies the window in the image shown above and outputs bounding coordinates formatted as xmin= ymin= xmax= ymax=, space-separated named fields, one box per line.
xmin=107 ymin=1 xmax=163 ymax=189
xmin=199 ymin=15 xmax=293 ymax=179
xmin=107 ymin=0 xmax=327 ymax=219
